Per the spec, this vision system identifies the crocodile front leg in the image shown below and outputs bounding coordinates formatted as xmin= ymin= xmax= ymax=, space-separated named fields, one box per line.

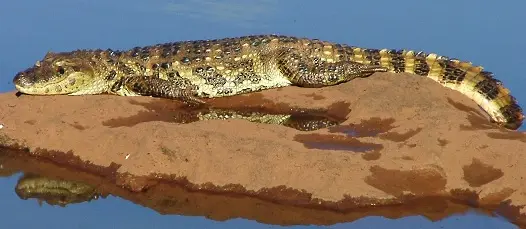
xmin=112 ymin=75 xmax=206 ymax=105
xmin=274 ymin=48 xmax=388 ymax=87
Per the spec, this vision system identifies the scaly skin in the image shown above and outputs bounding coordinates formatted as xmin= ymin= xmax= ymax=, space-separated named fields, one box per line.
xmin=13 ymin=35 xmax=524 ymax=129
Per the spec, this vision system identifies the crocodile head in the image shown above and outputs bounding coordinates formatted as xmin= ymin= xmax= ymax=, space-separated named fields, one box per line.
xmin=13 ymin=51 xmax=102 ymax=95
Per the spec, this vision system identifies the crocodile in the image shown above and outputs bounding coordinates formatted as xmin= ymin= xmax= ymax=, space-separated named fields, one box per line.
xmin=13 ymin=34 xmax=524 ymax=130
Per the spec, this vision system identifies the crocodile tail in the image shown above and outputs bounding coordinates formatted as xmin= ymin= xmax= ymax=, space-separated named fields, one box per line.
xmin=347 ymin=47 xmax=524 ymax=130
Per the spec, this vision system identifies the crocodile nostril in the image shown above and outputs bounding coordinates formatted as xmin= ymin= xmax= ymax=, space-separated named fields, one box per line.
xmin=13 ymin=72 xmax=33 ymax=87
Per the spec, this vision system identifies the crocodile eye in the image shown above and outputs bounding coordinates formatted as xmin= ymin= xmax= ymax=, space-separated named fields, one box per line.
xmin=57 ymin=66 xmax=65 ymax=75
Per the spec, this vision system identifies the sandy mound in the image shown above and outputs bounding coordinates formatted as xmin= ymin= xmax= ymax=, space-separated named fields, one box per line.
xmin=0 ymin=72 xmax=525 ymax=227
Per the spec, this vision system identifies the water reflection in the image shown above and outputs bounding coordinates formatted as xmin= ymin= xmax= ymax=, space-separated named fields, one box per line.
xmin=101 ymin=94 xmax=349 ymax=131
xmin=15 ymin=174 xmax=100 ymax=207
xmin=0 ymin=147 xmax=521 ymax=227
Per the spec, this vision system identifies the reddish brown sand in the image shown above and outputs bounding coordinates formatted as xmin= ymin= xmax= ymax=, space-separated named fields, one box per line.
xmin=0 ymin=72 xmax=525 ymax=227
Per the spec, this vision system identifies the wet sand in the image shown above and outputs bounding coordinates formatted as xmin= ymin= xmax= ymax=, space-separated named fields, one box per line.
xmin=0 ymin=72 xmax=525 ymax=227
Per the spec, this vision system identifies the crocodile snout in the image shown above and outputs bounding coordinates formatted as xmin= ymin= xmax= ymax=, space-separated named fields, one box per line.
xmin=13 ymin=71 xmax=37 ymax=94
xmin=13 ymin=72 xmax=31 ymax=86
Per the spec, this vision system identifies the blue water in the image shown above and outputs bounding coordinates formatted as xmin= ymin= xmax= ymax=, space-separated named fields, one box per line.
xmin=0 ymin=0 xmax=524 ymax=228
